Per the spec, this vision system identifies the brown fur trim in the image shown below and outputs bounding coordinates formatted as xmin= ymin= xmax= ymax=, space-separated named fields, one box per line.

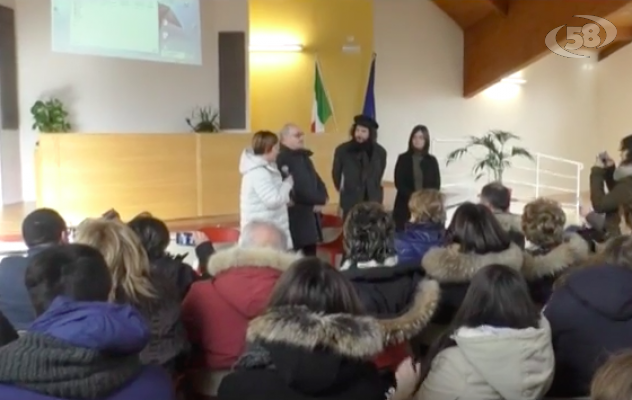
xmin=207 ymin=246 xmax=300 ymax=276
xmin=247 ymin=306 xmax=383 ymax=359
xmin=422 ymin=243 xmax=524 ymax=283
xmin=522 ymin=233 xmax=591 ymax=280
xmin=494 ymin=212 xmax=523 ymax=233
xmin=379 ymin=279 xmax=440 ymax=345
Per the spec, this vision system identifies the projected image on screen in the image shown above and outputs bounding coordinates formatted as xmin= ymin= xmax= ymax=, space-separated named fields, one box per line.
xmin=52 ymin=0 xmax=202 ymax=65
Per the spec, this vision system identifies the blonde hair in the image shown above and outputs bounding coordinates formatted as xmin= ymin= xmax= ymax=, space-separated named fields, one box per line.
xmin=408 ymin=189 xmax=445 ymax=224
xmin=74 ymin=218 xmax=156 ymax=303
xmin=591 ymin=351 xmax=632 ymax=400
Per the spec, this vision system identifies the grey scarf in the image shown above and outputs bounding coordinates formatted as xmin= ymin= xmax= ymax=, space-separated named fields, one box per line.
xmin=0 ymin=333 xmax=142 ymax=399
xmin=613 ymin=164 xmax=632 ymax=181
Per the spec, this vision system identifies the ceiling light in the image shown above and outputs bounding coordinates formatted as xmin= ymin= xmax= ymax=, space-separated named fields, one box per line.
xmin=249 ymin=44 xmax=303 ymax=52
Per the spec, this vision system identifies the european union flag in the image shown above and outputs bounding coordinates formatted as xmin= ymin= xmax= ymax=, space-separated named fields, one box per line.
xmin=362 ymin=54 xmax=376 ymax=120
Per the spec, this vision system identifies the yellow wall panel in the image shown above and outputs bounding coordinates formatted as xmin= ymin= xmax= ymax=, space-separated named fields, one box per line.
xmin=249 ymin=0 xmax=374 ymax=137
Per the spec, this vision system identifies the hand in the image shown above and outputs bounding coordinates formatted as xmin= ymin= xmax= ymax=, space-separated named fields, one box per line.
xmin=604 ymin=153 xmax=615 ymax=167
xmin=594 ymin=156 xmax=605 ymax=168
xmin=579 ymin=204 xmax=592 ymax=218
xmin=284 ymin=175 xmax=294 ymax=186
xmin=192 ymin=231 xmax=209 ymax=246
xmin=314 ymin=205 xmax=324 ymax=212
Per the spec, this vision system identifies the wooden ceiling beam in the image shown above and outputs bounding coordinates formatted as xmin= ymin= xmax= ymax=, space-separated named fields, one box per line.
xmin=489 ymin=0 xmax=509 ymax=16
xmin=599 ymin=40 xmax=632 ymax=61
xmin=463 ymin=0 xmax=632 ymax=98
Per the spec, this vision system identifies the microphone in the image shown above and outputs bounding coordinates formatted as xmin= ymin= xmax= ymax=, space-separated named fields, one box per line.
xmin=281 ymin=165 xmax=289 ymax=176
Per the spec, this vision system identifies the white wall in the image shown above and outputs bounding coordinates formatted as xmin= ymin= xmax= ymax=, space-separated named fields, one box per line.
xmin=14 ymin=0 xmax=248 ymax=201
xmin=374 ymin=0 xmax=599 ymax=200
xmin=596 ymin=44 xmax=632 ymax=159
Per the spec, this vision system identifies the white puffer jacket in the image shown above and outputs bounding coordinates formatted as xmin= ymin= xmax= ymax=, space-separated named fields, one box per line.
xmin=239 ymin=149 xmax=293 ymax=249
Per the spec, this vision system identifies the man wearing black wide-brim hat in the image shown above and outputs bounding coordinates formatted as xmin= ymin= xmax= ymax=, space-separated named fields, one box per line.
xmin=332 ymin=114 xmax=387 ymax=218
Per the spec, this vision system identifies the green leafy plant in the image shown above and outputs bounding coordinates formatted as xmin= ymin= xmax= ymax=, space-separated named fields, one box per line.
xmin=31 ymin=98 xmax=72 ymax=133
xmin=445 ymin=130 xmax=534 ymax=182
xmin=186 ymin=106 xmax=220 ymax=133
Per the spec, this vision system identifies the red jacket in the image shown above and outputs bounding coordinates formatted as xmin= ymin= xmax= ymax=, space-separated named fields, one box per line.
xmin=182 ymin=247 xmax=300 ymax=370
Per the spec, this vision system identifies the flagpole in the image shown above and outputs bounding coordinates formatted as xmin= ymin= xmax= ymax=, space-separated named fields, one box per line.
xmin=315 ymin=55 xmax=340 ymax=133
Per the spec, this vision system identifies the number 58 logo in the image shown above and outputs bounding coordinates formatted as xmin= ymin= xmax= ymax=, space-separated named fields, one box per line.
xmin=545 ymin=15 xmax=617 ymax=58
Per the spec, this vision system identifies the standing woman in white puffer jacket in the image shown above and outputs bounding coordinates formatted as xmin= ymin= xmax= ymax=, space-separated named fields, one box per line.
xmin=239 ymin=131 xmax=294 ymax=249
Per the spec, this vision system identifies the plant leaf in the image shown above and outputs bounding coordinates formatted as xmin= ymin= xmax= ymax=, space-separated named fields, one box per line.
xmin=511 ymin=146 xmax=534 ymax=160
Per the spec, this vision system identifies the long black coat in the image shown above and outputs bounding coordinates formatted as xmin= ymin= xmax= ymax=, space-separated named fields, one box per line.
xmin=277 ymin=146 xmax=329 ymax=249
xmin=392 ymin=152 xmax=441 ymax=231
xmin=332 ymin=140 xmax=387 ymax=216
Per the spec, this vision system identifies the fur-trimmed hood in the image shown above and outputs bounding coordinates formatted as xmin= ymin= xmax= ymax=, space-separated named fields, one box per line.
xmin=247 ymin=306 xmax=383 ymax=359
xmin=245 ymin=279 xmax=440 ymax=357
xmin=379 ymin=279 xmax=440 ymax=345
xmin=493 ymin=211 xmax=523 ymax=233
xmin=422 ymin=243 xmax=524 ymax=283
xmin=522 ymin=233 xmax=592 ymax=280
xmin=206 ymin=246 xmax=300 ymax=276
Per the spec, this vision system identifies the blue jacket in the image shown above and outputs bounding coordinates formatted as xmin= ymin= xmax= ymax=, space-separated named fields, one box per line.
xmin=394 ymin=222 xmax=444 ymax=266
xmin=0 ymin=247 xmax=45 ymax=330
xmin=0 ymin=297 xmax=176 ymax=400
xmin=544 ymin=265 xmax=632 ymax=398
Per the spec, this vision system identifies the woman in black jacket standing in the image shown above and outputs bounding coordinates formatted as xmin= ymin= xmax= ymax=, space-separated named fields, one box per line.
xmin=392 ymin=125 xmax=441 ymax=231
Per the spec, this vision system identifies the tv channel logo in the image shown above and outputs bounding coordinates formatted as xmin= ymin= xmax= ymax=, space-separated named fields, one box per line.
xmin=545 ymin=15 xmax=617 ymax=58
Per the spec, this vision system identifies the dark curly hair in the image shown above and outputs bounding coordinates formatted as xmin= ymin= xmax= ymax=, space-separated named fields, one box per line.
xmin=343 ymin=202 xmax=396 ymax=264
xmin=521 ymin=198 xmax=566 ymax=248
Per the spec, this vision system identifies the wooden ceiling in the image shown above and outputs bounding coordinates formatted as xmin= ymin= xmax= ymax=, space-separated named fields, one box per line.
xmin=432 ymin=0 xmax=632 ymax=97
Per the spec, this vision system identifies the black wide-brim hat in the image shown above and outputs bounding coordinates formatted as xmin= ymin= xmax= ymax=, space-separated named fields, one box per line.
xmin=353 ymin=114 xmax=379 ymax=130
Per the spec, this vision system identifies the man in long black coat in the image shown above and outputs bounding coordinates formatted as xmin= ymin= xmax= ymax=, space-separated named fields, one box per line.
xmin=332 ymin=115 xmax=387 ymax=219
xmin=277 ymin=124 xmax=329 ymax=256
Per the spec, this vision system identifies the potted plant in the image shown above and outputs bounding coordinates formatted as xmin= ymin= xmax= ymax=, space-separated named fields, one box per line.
xmin=445 ymin=130 xmax=534 ymax=182
xmin=31 ymin=98 xmax=72 ymax=132
xmin=186 ymin=106 xmax=220 ymax=133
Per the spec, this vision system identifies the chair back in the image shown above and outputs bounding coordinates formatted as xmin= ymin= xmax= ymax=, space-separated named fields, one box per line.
xmin=200 ymin=226 xmax=240 ymax=243
xmin=321 ymin=213 xmax=344 ymax=229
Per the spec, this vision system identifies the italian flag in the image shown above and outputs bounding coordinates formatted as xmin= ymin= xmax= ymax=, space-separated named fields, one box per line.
xmin=310 ymin=61 xmax=333 ymax=133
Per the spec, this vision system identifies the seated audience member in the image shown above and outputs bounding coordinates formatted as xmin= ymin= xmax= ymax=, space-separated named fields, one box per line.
xmin=341 ymin=202 xmax=440 ymax=372
xmin=0 ymin=244 xmax=175 ymax=400
xmin=75 ymin=219 xmax=187 ymax=371
xmin=409 ymin=264 xmax=553 ymax=400
xmin=0 ymin=208 xmax=67 ymax=331
xmin=521 ymin=198 xmax=592 ymax=305
xmin=479 ymin=182 xmax=525 ymax=248
xmin=395 ymin=190 xmax=446 ymax=266
xmin=590 ymin=351 xmax=632 ymax=400
xmin=128 ymin=214 xmax=214 ymax=299
xmin=544 ymin=235 xmax=632 ymax=398
xmin=421 ymin=202 xmax=523 ymax=324
xmin=218 ymin=257 xmax=392 ymax=400
xmin=182 ymin=221 xmax=300 ymax=399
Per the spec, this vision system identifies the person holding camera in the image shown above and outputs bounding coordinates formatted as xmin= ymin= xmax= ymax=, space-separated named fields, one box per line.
xmin=590 ymin=135 xmax=632 ymax=237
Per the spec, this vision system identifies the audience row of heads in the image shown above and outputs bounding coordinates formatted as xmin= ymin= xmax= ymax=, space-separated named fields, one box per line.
xmin=20 ymin=209 xmax=192 ymax=304
xmin=340 ymin=183 xmax=568 ymax=263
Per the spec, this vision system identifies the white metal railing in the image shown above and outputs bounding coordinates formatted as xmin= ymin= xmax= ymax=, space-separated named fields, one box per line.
xmin=430 ymin=138 xmax=584 ymax=216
